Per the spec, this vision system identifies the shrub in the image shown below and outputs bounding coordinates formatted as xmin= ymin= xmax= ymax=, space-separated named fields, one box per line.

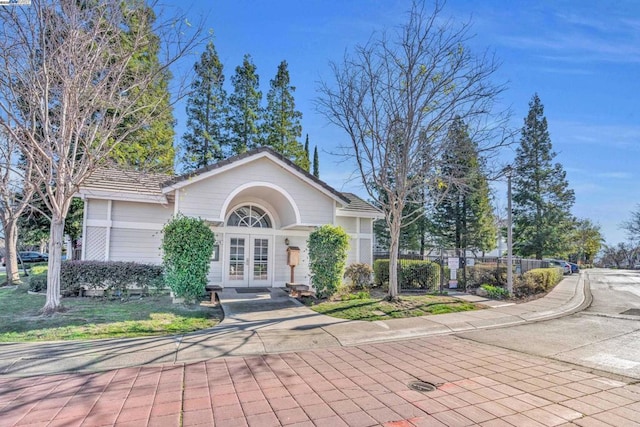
xmin=28 ymin=274 xmax=47 ymax=293
xmin=162 ymin=215 xmax=214 ymax=303
xmin=59 ymin=261 xmax=165 ymax=297
xmin=517 ymin=267 xmax=562 ymax=296
xmin=29 ymin=265 xmax=49 ymax=276
xmin=344 ymin=263 xmax=373 ymax=289
xmin=373 ymin=259 xmax=440 ymax=291
xmin=461 ymin=264 xmax=507 ymax=288
xmin=308 ymin=225 xmax=350 ymax=298
xmin=480 ymin=284 xmax=510 ymax=299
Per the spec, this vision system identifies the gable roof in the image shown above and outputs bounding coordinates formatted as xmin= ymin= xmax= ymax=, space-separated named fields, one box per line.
xmin=162 ymin=147 xmax=350 ymax=205
xmin=78 ymin=148 xmax=381 ymax=217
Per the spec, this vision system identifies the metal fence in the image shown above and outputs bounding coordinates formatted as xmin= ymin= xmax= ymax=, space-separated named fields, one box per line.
xmin=372 ymin=252 xmax=549 ymax=293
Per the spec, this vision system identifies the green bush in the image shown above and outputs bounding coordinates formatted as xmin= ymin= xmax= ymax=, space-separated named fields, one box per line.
xmin=29 ymin=265 xmax=49 ymax=276
xmin=28 ymin=274 xmax=48 ymax=293
xmin=461 ymin=264 xmax=507 ymax=288
xmin=373 ymin=259 xmax=440 ymax=291
xmin=308 ymin=225 xmax=350 ymax=298
xmin=480 ymin=284 xmax=510 ymax=299
xmin=162 ymin=215 xmax=214 ymax=303
xmin=59 ymin=261 xmax=165 ymax=297
xmin=344 ymin=263 xmax=373 ymax=289
xmin=517 ymin=267 xmax=562 ymax=296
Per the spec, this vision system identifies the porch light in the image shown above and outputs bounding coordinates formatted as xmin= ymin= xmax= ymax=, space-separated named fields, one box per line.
xmin=284 ymin=238 xmax=290 ymax=246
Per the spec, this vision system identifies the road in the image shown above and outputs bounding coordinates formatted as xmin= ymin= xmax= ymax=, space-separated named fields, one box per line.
xmin=457 ymin=268 xmax=640 ymax=380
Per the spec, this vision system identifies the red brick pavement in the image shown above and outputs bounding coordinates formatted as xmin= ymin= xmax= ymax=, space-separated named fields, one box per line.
xmin=1 ymin=335 xmax=639 ymax=426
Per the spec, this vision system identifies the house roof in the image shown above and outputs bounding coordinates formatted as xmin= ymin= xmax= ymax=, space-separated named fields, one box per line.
xmin=79 ymin=148 xmax=380 ymax=216
xmin=339 ymin=192 xmax=384 ymax=218
xmin=82 ymin=167 xmax=170 ymax=197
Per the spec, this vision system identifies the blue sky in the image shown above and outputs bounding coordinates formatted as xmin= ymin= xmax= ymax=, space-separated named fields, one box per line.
xmin=164 ymin=0 xmax=640 ymax=246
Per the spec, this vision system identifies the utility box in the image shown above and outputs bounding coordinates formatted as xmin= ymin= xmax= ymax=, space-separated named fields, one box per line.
xmin=286 ymin=246 xmax=300 ymax=267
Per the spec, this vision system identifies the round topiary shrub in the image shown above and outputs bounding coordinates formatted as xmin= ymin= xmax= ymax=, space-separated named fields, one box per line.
xmin=308 ymin=225 xmax=350 ymax=298
xmin=162 ymin=214 xmax=214 ymax=303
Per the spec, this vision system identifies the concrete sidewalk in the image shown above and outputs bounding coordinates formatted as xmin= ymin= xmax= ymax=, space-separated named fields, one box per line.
xmin=0 ymin=273 xmax=589 ymax=377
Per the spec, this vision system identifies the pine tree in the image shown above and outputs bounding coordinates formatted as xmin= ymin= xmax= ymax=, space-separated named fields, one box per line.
xmin=110 ymin=3 xmax=176 ymax=173
xmin=513 ymin=94 xmax=575 ymax=259
xmin=303 ymin=134 xmax=310 ymax=172
xmin=313 ymin=145 xmax=319 ymax=178
xmin=262 ymin=60 xmax=306 ymax=168
xmin=228 ymin=54 xmax=262 ymax=154
xmin=427 ymin=117 xmax=497 ymax=254
xmin=180 ymin=39 xmax=227 ymax=172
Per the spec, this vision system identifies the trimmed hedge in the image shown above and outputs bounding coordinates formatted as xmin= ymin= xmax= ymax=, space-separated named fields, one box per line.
xmin=65 ymin=261 xmax=165 ymax=297
xmin=28 ymin=261 xmax=165 ymax=297
xmin=373 ymin=259 xmax=440 ymax=291
xmin=517 ymin=267 xmax=562 ymax=296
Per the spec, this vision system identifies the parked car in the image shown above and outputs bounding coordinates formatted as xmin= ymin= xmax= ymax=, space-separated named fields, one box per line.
xmin=1 ymin=251 xmax=48 ymax=266
xmin=569 ymin=262 xmax=580 ymax=274
xmin=547 ymin=259 xmax=571 ymax=275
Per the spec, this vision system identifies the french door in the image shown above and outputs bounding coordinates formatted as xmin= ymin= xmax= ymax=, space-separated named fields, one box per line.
xmin=225 ymin=234 xmax=272 ymax=287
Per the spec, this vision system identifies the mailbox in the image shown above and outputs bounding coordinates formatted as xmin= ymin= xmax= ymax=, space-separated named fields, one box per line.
xmin=287 ymin=246 xmax=300 ymax=267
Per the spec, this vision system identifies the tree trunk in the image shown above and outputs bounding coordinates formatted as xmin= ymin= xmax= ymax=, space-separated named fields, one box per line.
xmin=42 ymin=216 xmax=65 ymax=315
xmin=2 ymin=219 xmax=20 ymax=285
xmin=388 ymin=211 xmax=402 ymax=300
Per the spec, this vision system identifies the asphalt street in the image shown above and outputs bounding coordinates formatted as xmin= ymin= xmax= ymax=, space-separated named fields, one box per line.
xmin=457 ymin=268 xmax=640 ymax=380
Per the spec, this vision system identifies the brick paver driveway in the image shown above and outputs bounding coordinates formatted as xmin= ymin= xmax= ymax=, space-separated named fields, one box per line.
xmin=2 ymin=335 xmax=639 ymax=426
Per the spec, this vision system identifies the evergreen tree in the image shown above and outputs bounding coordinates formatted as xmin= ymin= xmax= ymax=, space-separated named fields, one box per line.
xmin=427 ymin=117 xmax=497 ymax=254
xmin=262 ymin=60 xmax=306 ymax=168
xmin=110 ymin=3 xmax=176 ymax=173
xmin=513 ymin=94 xmax=575 ymax=259
xmin=313 ymin=145 xmax=319 ymax=178
xmin=303 ymin=134 xmax=310 ymax=172
xmin=228 ymin=54 xmax=262 ymax=154
xmin=180 ymin=39 xmax=227 ymax=172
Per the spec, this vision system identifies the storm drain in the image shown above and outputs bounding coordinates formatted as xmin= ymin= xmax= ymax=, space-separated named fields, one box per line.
xmin=408 ymin=381 xmax=437 ymax=393
xmin=620 ymin=308 xmax=640 ymax=316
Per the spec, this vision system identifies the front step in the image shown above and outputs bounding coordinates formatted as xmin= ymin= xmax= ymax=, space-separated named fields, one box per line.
xmin=286 ymin=283 xmax=316 ymax=298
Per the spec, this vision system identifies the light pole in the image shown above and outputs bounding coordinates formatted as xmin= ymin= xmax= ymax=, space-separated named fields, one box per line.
xmin=504 ymin=166 xmax=513 ymax=296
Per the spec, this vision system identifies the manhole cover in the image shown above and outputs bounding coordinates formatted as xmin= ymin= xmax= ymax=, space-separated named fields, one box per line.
xmin=408 ymin=381 xmax=437 ymax=393
xmin=620 ymin=308 xmax=640 ymax=316
xmin=235 ymin=288 xmax=270 ymax=294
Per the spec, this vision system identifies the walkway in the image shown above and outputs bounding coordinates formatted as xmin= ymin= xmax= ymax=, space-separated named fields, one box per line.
xmin=0 ymin=273 xmax=588 ymax=377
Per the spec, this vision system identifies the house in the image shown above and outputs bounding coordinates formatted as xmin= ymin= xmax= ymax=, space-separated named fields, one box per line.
xmin=77 ymin=147 xmax=383 ymax=288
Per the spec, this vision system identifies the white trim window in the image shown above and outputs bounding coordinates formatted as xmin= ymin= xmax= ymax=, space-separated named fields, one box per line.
xmin=227 ymin=205 xmax=272 ymax=228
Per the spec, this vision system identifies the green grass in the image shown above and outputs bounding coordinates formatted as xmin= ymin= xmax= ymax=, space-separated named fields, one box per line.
xmin=0 ymin=286 xmax=222 ymax=342
xmin=308 ymin=293 xmax=481 ymax=321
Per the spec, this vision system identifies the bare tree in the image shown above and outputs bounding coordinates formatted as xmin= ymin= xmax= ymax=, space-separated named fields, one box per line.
xmin=317 ymin=1 xmax=509 ymax=298
xmin=0 ymin=0 xmax=201 ymax=313
xmin=0 ymin=130 xmax=39 ymax=285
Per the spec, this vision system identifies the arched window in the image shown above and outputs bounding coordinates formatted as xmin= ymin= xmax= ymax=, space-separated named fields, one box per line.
xmin=227 ymin=205 xmax=272 ymax=228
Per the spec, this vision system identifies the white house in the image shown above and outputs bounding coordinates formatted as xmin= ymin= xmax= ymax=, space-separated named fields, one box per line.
xmin=77 ymin=147 xmax=383 ymax=288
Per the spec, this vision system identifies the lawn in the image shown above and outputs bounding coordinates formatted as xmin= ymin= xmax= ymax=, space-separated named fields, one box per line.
xmin=0 ymin=286 xmax=223 ymax=342
xmin=308 ymin=292 xmax=482 ymax=321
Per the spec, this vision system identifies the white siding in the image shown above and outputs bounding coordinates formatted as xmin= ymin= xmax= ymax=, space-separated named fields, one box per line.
xmin=111 ymin=201 xmax=173 ymax=224
xmin=336 ymin=217 xmax=357 ymax=232
xmin=359 ymin=238 xmax=372 ymax=265
xmin=360 ymin=218 xmax=373 ymax=234
xmin=110 ymin=228 xmax=163 ymax=264
xmin=346 ymin=237 xmax=358 ymax=266
xmin=87 ymin=199 xmax=108 ymax=220
xmin=178 ymin=157 xmax=334 ymax=225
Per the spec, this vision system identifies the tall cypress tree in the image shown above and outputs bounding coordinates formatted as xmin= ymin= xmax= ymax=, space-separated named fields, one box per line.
xmin=180 ymin=40 xmax=227 ymax=172
xmin=262 ymin=60 xmax=306 ymax=168
xmin=313 ymin=145 xmax=319 ymax=178
xmin=303 ymin=134 xmax=310 ymax=172
xmin=513 ymin=94 xmax=575 ymax=259
xmin=427 ymin=117 xmax=496 ymax=254
xmin=110 ymin=3 xmax=175 ymax=173
xmin=228 ymin=54 xmax=262 ymax=154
